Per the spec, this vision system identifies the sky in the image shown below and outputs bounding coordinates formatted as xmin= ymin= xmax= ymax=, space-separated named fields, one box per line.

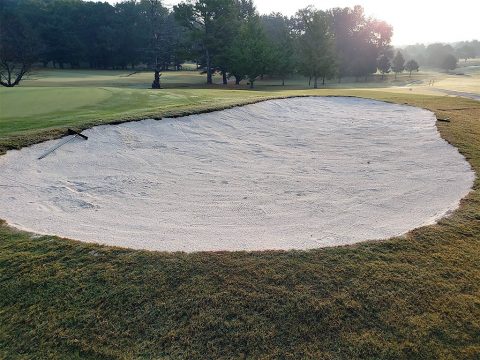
xmin=106 ymin=0 xmax=480 ymax=45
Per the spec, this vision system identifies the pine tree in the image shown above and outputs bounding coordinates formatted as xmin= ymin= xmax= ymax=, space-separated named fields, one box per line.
xmin=392 ymin=51 xmax=405 ymax=79
xmin=377 ymin=55 xmax=391 ymax=80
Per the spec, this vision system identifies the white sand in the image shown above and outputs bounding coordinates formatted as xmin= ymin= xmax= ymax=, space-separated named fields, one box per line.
xmin=0 ymin=97 xmax=474 ymax=252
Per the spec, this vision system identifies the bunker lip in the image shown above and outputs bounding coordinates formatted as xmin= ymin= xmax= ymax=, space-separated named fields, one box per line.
xmin=0 ymin=97 xmax=475 ymax=252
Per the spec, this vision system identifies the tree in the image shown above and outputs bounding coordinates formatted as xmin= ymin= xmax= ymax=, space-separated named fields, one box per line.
xmin=426 ymin=43 xmax=455 ymax=68
xmin=174 ymin=0 xmax=236 ymax=85
xmin=405 ymin=59 xmax=419 ymax=76
xmin=456 ymin=44 xmax=476 ymax=62
xmin=327 ymin=6 xmax=364 ymax=82
xmin=403 ymin=44 xmax=426 ymax=65
xmin=391 ymin=50 xmax=405 ymax=79
xmin=229 ymin=14 xmax=268 ymax=88
xmin=114 ymin=0 xmax=148 ymax=69
xmin=139 ymin=0 xmax=169 ymax=88
xmin=350 ymin=40 xmax=377 ymax=81
xmin=296 ymin=7 xmax=337 ymax=88
xmin=37 ymin=0 xmax=87 ymax=69
xmin=76 ymin=1 xmax=117 ymax=69
xmin=327 ymin=6 xmax=392 ymax=82
xmin=260 ymin=13 xmax=295 ymax=85
xmin=441 ymin=54 xmax=458 ymax=71
xmin=0 ymin=12 xmax=40 ymax=87
xmin=359 ymin=18 xmax=392 ymax=81
xmin=377 ymin=54 xmax=391 ymax=80
xmin=212 ymin=1 xmax=244 ymax=84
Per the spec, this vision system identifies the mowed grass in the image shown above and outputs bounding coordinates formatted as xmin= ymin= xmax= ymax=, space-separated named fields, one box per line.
xmin=0 ymin=87 xmax=266 ymax=139
xmin=3 ymin=67 xmax=478 ymax=151
xmin=0 ymin=70 xmax=480 ymax=358
xmin=0 ymin=87 xmax=112 ymax=120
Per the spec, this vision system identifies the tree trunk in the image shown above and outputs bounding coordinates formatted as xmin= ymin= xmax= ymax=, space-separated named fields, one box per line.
xmin=222 ymin=71 xmax=227 ymax=85
xmin=309 ymin=76 xmax=311 ymax=86
xmin=206 ymin=50 xmax=212 ymax=85
xmin=235 ymin=75 xmax=241 ymax=85
xmin=314 ymin=76 xmax=318 ymax=89
xmin=152 ymin=68 xmax=161 ymax=89
xmin=250 ymin=80 xmax=254 ymax=89
xmin=322 ymin=75 xmax=325 ymax=85
xmin=282 ymin=78 xmax=285 ymax=86
xmin=395 ymin=73 xmax=397 ymax=80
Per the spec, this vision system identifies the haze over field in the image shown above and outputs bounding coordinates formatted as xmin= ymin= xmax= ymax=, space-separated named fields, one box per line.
xmin=104 ymin=0 xmax=480 ymax=45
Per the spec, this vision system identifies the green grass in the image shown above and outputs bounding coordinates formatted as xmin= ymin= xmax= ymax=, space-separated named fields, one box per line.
xmin=0 ymin=70 xmax=480 ymax=358
xmin=0 ymin=87 xmax=112 ymax=120
xmin=3 ymin=67 xmax=477 ymax=152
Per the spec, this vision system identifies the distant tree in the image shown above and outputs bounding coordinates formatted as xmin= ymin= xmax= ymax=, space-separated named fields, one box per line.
xmin=227 ymin=46 xmax=246 ymax=85
xmin=392 ymin=50 xmax=405 ymax=79
xmin=328 ymin=6 xmax=392 ymax=82
xmin=114 ymin=1 xmax=144 ymax=69
xmin=212 ymin=1 xmax=244 ymax=84
xmin=174 ymin=0 xmax=236 ymax=85
xmin=0 ymin=12 xmax=40 ymax=87
xmin=167 ymin=13 xmax=191 ymax=70
xmin=327 ymin=6 xmax=358 ymax=82
xmin=377 ymin=55 xmax=391 ymax=80
xmin=426 ymin=43 xmax=455 ymax=68
xmin=224 ymin=0 xmax=258 ymax=85
xmin=403 ymin=44 xmax=427 ymax=65
xmin=350 ymin=41 xmax=377 ymax=81
xmin=405 ymin=59 xmax=419 ymax=76
xmin=441 ymin=54 xmax=458 ymax=71
xmin=471 ymin=40 xmax=480 ymax=57
xmin=76 ymin=1 xmax=116 ymax=69
xmin=260 ymin=13 xmax=295 ymax=85
xmin=456 ymin=44 xmax=476 ymax=62
xmin=296 ymin=7 xmax=337 ymax=88
xmin=229 ymin=14 xmax=268 ymax=88
xmin=140 ymin=0 xmax=168 ymax=88
xmin=38 ymin=0 xmax=87 ymax=69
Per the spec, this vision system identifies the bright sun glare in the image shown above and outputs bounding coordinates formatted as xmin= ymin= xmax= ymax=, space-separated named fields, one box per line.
xmin=155 ymin=0 xmax=480 ymax=45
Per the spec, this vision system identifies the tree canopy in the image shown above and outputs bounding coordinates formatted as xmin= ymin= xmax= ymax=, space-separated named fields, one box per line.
xmin=400 ymin=41 xmax=476 ymax=71
xmin=0 ymin=0 xmax=404 ymax=87
xmin=377 ymin=55 xmax=391 ymax=80
xmin=296 ymin=7 xmax=337 ymax=88
xmin=441 ymin=54 xmax=458 ymax=71
xmin=405 ymin=59 xmax=419 ymax=76
xmin=0 ymin=7 xmax=40 ymax=87
xmin=392 ymin=51 xmax=405 ymax=79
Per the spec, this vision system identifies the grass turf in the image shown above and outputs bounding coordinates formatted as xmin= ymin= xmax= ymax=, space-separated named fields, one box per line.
xmin=0 ymin=71 xmax=479 ymax=358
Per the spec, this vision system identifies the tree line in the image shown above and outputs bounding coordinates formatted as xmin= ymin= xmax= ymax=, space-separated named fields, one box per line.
xmin=1 ymin=0 xmax=473 ymax=88
xmin=401 ymin=41 xmax=480 ymax=71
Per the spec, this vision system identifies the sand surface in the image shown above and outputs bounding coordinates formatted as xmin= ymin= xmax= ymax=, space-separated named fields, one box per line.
xmin=0 ymin=97 xmax=474 ymax=252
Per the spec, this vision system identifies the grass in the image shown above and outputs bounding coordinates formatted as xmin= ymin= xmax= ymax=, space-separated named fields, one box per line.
xmin=2 ymin=64 xmax=478 ymax=153
xmin=0 ymin=69 xmax=480 ymax=359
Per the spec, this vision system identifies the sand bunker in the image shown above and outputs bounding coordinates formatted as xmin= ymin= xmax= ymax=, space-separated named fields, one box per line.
xmin=0 ymin=97 xmax=474 ymax=252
